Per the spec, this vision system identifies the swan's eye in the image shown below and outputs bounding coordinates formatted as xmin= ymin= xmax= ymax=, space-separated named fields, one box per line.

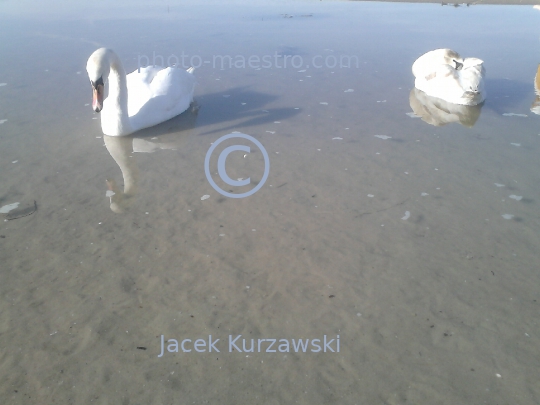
xmin=90 ymin=76 xmax=104 ymax=89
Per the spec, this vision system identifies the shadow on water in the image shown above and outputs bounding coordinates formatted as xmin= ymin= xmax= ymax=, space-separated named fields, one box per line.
xmin=194 ymin=86 xmax=301 ymax=135
xmin=112 ymin=87 xmax=301 ymax=139
xmin=483 ymin=78 xmax=532 ymax=114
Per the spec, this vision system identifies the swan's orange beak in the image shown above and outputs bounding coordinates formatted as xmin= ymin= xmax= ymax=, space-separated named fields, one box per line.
xmin=92 ymin=84 xmax=104 ymax=113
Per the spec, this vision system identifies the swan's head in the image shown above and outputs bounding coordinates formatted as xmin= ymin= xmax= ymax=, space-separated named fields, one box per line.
xmin=86 ymin=48 xmax=112 ymax=113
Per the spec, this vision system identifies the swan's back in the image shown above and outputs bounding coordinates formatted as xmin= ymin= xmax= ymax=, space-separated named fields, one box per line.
xmin=127 ymin=66 xmax=196 ymax=132
xmin=412 ymin=48 xmax=463 ymax=79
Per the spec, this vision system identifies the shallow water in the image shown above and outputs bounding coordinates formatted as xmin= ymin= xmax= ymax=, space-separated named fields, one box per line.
xmin=1 ymin=1 xmax=539 ymax=404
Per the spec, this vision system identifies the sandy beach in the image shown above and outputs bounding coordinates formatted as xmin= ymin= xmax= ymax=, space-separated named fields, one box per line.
xmin=1 ymin=1 xmax=539 ymax=404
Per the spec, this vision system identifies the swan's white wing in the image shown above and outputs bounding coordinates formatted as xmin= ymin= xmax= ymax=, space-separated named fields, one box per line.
xmin=422 ymin=64 xmax=454 ymax=81
xmin=126 ymin=66 xmax=196 ymax=132
xmin=415 ymin=64 xmax=457 ymax=95
xmin=412 ymin=49 xmax=462 ymax=79
xmin=126 ymin=66 xmax=162 ymax=116
xmin=462 ymin=57 xmax=484 ymax=69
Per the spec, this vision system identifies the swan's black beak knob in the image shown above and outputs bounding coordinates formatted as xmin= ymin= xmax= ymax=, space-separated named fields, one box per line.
xmin=453 ymin=60 xmax=463 ymax=70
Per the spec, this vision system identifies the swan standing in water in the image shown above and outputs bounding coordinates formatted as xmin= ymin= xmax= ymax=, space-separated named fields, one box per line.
xmin=412 ymin=49 xmax=485 ymax=106
xmin=86 ymin=48 xmax=196 ymax=136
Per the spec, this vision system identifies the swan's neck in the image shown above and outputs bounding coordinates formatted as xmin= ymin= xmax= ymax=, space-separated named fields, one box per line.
xmin=102 ymin=52 xmax=133 ymax=136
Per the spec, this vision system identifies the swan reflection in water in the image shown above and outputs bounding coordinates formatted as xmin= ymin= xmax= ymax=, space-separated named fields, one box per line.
xmin=103 ymin=104 xmax=199 ymax=213
xmin=409 ymin=88 xmax=483 ymax=127
xmin=531 ymin=64 xmax=540 ymax=115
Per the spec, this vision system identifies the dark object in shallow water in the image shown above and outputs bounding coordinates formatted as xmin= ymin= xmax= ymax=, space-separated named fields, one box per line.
xmin=6 ymin=200 xmax=37 ymax=220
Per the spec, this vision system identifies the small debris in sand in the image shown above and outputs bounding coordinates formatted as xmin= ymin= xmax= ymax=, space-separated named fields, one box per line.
xmin=0 ymin=203 xmax=19 ymax=214
xmin=2 ymin=201 xmax=37 ymax=220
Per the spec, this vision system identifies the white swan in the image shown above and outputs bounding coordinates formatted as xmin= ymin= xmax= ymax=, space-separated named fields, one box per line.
xmin=412 ymin=49 xmax=485 ymax=106
xmin=86 ymin=48 xmax=196 ymax=136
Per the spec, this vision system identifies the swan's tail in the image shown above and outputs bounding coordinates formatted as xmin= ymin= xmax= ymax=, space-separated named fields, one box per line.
xmin=187 ymin=66 xmax=195 ymax=74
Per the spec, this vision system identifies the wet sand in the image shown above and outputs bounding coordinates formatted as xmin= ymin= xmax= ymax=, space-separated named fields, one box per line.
xmin=1 ymin=1 xmax=539 ymax=404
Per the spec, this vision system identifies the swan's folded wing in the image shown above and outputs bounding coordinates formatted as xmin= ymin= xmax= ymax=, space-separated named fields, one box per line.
xmin=130 ymin=66 xmax=163 ymax=83
xmin=412 ymin=49 xmax=462 ymax=78
xmin=150 ymin=67 xmax=196 ymax=99
xmin=128 ymin=67 xmax=196 ymax=132
xmin=429 ymin=64 xmax=455 ymax=80
xmin=127 ymin=66 xmax=175 ymax=116
xmin=126 ymin=68 xmax=158 ymax=116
